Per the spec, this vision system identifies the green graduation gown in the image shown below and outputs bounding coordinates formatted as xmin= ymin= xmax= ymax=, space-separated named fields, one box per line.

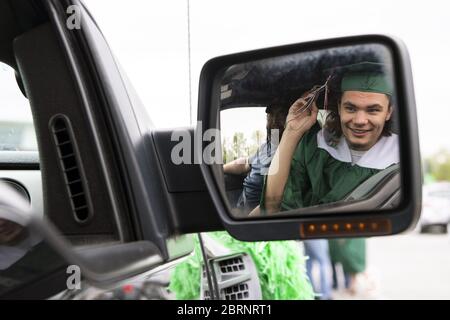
xmin=279 ymin=126 xmax=380 ymax=210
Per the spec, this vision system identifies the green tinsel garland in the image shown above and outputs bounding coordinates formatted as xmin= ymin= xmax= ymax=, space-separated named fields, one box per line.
xmin=169 ymin=232 xmax=314 ymax=300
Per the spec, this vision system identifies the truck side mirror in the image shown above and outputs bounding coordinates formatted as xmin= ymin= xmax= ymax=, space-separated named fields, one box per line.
xmin=196 ymin=35 xmax=421 ymax=241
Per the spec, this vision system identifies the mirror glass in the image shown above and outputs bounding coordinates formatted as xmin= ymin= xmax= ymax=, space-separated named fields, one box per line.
xmin=219 ymin=44 xmax=401 ymax=218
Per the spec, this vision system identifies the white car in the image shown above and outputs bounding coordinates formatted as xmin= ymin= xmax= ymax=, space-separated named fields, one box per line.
xmin=419 ymin=182 xmax=450 ymax=233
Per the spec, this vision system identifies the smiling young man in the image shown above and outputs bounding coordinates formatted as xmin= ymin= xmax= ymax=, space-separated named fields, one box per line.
xmin=262 ymin=61 xmax=399 ymax=213
xmin=339 ymin=91 xmax=392 ymax=150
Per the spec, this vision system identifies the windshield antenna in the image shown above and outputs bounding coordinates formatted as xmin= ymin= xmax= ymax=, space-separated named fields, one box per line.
xmin=187 ymin=0 xmax=193 ymax=125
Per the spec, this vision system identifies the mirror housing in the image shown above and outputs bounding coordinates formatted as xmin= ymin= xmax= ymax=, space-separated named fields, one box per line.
xmin=197 ymin=35 xmax=421 ymax=241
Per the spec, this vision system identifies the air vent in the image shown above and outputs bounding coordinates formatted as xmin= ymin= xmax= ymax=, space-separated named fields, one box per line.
xmin=204 ymin=283 xmax=250 ymax=300
xmin=219 ymin=257 xmax=245 ymax=273
xmin=222 ymin=283 xmax=250 ymax=300
xmin=200 ymin=253 xmax=262 ymax=300
xmin=50 ymin=115 xmax=91 ymax=224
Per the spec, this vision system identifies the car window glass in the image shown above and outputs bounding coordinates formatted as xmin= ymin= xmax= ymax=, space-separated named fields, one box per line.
xmin=0 ymin=63 xmax=37 ymax=152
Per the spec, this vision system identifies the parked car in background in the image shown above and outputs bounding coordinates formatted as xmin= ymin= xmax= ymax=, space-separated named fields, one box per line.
xmin=419 ymin=182 xmax=450 ymax=234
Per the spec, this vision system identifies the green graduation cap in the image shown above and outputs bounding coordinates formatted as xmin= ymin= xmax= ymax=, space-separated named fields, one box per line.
xmin=339 ymin=62 xmax=394 ymax=96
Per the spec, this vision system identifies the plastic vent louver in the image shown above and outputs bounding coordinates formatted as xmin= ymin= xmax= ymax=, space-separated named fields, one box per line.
xmin=50 ymin=115 xmax=91 ymax=223
xmin=219 ymin=256 xmax=245 ymax=273
xmin=222 ymin=283 xmax=250 ymax=300
xmin=201 ymin=253 xmax=262 ymax=300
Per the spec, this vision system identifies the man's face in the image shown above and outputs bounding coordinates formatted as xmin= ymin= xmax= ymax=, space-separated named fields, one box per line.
xmin=339 ymin=91 xmax=392 ymax=151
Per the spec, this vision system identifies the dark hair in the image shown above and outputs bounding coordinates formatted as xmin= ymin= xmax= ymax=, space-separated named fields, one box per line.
xmin=324 ymin=91 xmax=393 ymax=142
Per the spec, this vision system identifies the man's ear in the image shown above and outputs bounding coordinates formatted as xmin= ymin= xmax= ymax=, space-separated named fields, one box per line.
xmin=386 ymin=105 xmax=393 ymax=121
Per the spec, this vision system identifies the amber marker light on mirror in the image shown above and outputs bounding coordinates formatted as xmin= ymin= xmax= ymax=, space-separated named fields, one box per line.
xmin=300 ymin=219 xmax=392 ymax=238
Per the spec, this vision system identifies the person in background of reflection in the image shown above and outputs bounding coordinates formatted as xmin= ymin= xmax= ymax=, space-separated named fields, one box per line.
xmin=223 ymin=105 xmax=288 ymax=214
xmin=329 ymin=238 xmax=376 ymax=296
xmin=261 ymin=62 xmax=398 ymax=296
xmin=303 ymin=239 xmax=333 ymax=299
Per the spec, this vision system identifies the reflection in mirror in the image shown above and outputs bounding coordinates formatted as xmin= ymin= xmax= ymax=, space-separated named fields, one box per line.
xmin=220 ymin=44 xmax=401 ymax=219
xmin=0 ymin=190 xmax=68 ymax=297
xmin=0 ymin=217 xmax=40 ymax=270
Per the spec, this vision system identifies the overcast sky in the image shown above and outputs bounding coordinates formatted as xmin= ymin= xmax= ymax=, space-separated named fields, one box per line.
xmin=2 ymin=0 xmax=449 ymax=157
xmin=83 ymin=0 xmax=450 ymax=157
